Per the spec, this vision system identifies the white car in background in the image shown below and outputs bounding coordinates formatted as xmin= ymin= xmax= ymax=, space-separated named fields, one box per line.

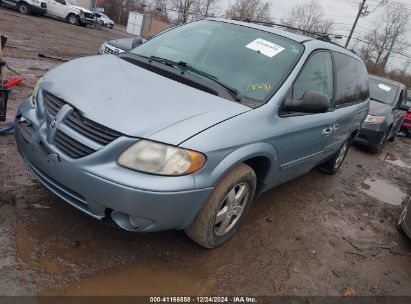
xmin=45 ymin=0 xmax=94 ymax=26
xmin=95 ymin=12 xmax=114 ymax=28
xmin=0 ymin=0 xmax=47 ymax=15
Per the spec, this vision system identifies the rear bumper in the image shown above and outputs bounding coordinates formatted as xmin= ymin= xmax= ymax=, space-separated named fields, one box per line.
xmin=15 ymin=100 xmax=213 ymax=232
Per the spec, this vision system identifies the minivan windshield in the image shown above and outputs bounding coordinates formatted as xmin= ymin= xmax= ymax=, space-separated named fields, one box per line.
xmin=369 ymin=79 xmax=398 ymax=105
xmin=130 ymin=20 xmax=304 ymax=102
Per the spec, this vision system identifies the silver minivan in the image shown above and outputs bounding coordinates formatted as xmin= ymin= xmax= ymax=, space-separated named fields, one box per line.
xmin=15 ymin=19 xmax=369 ymax=248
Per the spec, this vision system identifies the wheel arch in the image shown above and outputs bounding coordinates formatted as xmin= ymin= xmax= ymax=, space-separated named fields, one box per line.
xmin=205 ymin=143 xmax=276 ymax=198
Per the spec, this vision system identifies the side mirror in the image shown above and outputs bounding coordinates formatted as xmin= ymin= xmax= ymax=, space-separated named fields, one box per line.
xmin=399 ymin=103 xmax=410 ymax=111
xmin=284 ymin=90 xmax=330 ymax=113
xmin=132 ymin=37 xmax=144 ymax=48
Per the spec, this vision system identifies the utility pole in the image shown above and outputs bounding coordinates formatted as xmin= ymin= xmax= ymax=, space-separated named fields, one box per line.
xmin=345 ymin=0 xmax=367 ymax=48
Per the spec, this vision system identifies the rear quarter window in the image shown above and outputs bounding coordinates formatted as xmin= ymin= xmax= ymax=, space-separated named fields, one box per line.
xmin=333 ymin=52 xmax=369 ymax=107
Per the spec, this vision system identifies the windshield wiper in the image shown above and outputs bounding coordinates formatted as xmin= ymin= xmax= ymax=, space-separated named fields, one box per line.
xmin=146 ymin=55 xmax=242 ymax=102
xmin=177 ymin=62 xmax=242 ymax=102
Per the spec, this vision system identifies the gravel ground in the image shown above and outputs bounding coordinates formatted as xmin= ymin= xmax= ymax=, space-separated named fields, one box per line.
xmin=0 ymin=8 xmax=410 ymax=297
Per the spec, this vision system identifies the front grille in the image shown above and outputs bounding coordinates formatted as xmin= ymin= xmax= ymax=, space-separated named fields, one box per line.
xmin=55 ymin=130 xmax=95 ymax=159
xmin=43 ymin=91 xmax=122 ymax=158
xmin=104 ymin=46 xmax=114 ymax=54
xmin=84 ymin=12 xmax=94 ymax=19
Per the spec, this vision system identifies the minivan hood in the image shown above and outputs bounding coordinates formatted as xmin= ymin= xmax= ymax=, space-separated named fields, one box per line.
xmin=369 ymin=99 xmax=392 ymax=116
xmin=42 ymin=55 xmax=250 ymax=145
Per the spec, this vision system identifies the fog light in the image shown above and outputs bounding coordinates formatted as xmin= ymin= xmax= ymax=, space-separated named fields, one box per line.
xmin=129 ymin=215 xmax=140 ymax=228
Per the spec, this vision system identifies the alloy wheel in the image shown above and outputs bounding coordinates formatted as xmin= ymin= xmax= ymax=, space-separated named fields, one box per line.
xmin=214 ymin=182 xmax=250 ymax=236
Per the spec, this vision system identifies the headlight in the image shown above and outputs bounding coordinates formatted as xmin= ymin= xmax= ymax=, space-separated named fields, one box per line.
xmin=118 ymin=140 xmax=206 ymax=176
xmin=99 ymin=41 xmax=107 ymax=54
xmin=31 ymin=77 xmax=43 ymax=108
xmin=364 ymin=115 xmax=385 ymax=124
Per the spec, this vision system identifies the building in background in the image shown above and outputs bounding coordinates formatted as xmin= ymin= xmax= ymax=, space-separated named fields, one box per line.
xmin=76 ymin=0 xmax=94 ymax=10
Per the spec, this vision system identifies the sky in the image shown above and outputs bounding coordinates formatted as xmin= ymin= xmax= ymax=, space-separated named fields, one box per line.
xmin=216 ymin=0 xmax=411 ymax=73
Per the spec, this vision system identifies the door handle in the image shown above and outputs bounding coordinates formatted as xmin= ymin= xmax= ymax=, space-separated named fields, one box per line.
xmin=333 ymin=123 xmax=339 ymax=130
xmin=322 ymin=127 xmax=333 ymax=136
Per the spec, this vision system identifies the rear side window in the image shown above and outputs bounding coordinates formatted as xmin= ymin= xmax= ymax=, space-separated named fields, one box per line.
xmin=354 ymin=60 xmax=370 ymax=102
xmin=333 ymin=52 xmax=369 ymax=107
xmin=293 ymin=51 xmax=333 ymax=100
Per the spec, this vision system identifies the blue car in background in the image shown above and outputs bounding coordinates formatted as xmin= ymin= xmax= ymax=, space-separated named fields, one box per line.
xmin=354 ymin=75 xmax=409 ymax=153
xmin=15 ymin=19 xmax=369 ymax=248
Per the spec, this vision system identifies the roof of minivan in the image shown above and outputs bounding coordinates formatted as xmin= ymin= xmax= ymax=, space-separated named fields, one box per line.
xmin=369 ymin=74 xmax=406 ymax=89
xmin=208 ymin=18 xmax=362 ymax=61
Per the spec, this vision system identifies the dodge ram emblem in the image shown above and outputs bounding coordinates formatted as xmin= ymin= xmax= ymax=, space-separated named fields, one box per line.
xmin=50 ymin=119 xmax=58 ymax=129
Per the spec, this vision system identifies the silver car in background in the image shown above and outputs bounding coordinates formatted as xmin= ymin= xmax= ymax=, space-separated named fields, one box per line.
xmin=15 ymin=19 xmax=369 ymax=248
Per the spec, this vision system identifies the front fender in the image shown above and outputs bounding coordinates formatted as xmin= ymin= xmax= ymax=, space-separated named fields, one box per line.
xmin=194 ymin=142 xmax=277 ymax=189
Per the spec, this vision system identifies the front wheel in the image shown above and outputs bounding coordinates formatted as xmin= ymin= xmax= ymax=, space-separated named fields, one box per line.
xmin=369 ymin=129 xmax=388 ymax=153
xmin=320 ymin=139 xmax=350 ymax=175
xmin=18 ymin=3 xmax=30 ymax=14
xmin=67 ymin=14 xmax=79 ymax=25
xmin=185 ymin=164 xmax=256 ymax=248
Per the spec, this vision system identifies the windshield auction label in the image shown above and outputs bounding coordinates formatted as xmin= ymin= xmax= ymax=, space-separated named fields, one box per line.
xmin=246 ymin=38 xmax=285 ymax=58
xmin=378 ymin=83 xmax=392 ymax=92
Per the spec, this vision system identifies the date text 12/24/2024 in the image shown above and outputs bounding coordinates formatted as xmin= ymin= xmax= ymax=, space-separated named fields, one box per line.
xmin=149 ymin=297 xmax=258 ymax=303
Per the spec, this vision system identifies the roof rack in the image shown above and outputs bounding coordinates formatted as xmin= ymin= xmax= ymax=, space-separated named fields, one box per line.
xmin=234 ymin=18 xmax=344 ymax=45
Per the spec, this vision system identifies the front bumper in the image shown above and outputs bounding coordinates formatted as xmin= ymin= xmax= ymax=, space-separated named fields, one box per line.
xmin=354 ymin=122 xmax=387 ymax=148
xmin=15 ymin=100 xmax=213 ymax=232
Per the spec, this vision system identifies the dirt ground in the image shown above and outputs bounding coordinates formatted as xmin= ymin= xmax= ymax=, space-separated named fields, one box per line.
xmin=0 ymin=8 xmax=411 ymax=297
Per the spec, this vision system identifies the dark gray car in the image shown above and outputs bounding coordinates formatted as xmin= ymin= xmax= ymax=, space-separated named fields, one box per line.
xmin=98 ymin=37 xmax=145 ymax=55
xmin=354 ymin=75 xmax=409 ymax=153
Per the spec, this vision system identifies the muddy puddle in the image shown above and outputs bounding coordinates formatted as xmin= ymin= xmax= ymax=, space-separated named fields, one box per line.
xmin=380 ymin=152 xmax=411 ymax=169
xmin=360 ymin=179 xmax=407 ymax=206
xmin=39 ymin=262 xmax=213 ymax=296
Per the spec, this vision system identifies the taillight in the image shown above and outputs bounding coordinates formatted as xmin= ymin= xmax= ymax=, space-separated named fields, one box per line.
xmin=406 ymin=111 xmax=411 ymax=119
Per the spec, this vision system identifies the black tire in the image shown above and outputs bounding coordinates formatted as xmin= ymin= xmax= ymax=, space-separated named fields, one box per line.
xmin=388 ymin=125 xmax=399 ymax=142
xmin=319 ymin=139 xmax=350 ymax=175
xmin=185 ymin=164 xmax=256 ymax=248
xmin=369 ymin=129 xmax=388 ymax=153
xmin=18 ymin=2 xmax=30 ymax=14
xmin=397 ymin=201 xmax=408 ymax=233
xmin=67 ymin=14 xmax=78 ymax=25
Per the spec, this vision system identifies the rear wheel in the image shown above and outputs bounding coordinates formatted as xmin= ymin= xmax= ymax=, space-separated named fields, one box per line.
xmin=320 ymin=139 xmax=350 ymax=175
xmin=18 ymin=2 xmax=29 ymax=14
xmin=185 ymin=164 xmax=256 ymax=248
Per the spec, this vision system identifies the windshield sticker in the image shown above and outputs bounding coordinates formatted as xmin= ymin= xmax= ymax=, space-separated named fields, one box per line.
xmin=247 ymin=83 xmax=272 ymax=92
xmin=378 ymin=83 xmax=392 ymax=92
xmin=246 ymin=39 xmax=285 ymax=58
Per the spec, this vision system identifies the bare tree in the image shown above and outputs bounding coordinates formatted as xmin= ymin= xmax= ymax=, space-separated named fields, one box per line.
xmin=147 ymin=0 xmax=170 ymax=22
xmin=362 ymin=3 xmax=410 ymax=73
xmin=225 ymin=0 xmax=272 ymax=22
xmin=281 ymin=0 xmax=334 ymax=35
xmin=170 ymin=0 xmax=219 ymax=23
